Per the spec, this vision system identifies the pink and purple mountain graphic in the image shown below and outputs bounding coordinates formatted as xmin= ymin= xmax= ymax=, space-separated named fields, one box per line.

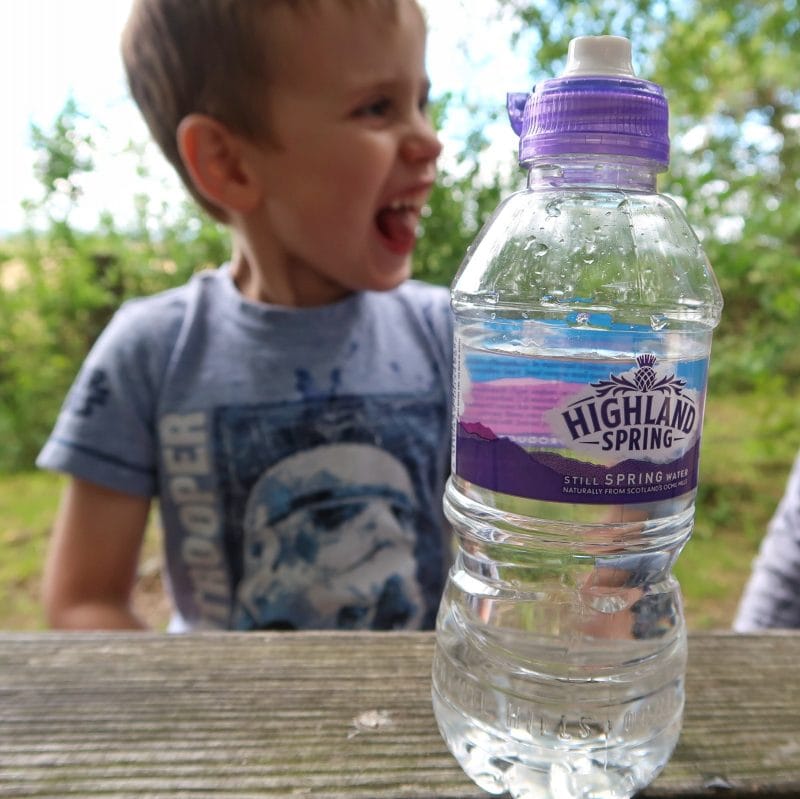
xmin=456 ymin=421 xmax=699 ymax=504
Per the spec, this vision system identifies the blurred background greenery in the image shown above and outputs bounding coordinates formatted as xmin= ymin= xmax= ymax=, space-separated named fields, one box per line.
xmin=2 ymin=0 xmax=799 ymax=630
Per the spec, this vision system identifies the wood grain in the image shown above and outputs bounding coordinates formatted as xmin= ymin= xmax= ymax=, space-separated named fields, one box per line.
xmin=0 ymin=632 xmax=798 ymax=798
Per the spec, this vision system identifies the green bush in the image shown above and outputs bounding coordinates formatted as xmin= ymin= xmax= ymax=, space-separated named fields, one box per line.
xmin=1 ymin=222 xmax=231 ymax=471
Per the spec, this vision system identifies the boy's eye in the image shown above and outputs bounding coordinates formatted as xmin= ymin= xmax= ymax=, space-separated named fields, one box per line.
xmin=356 ymin=97 xmax=392 ymax=118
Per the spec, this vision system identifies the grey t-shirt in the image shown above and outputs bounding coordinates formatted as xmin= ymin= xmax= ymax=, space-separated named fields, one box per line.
xmin=38 ymin=266 xmax=453 ymax=632
xmin=734 ymin=451 xmax=800 ymax=630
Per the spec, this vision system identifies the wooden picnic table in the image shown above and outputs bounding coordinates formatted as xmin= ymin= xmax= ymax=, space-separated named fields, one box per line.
xmin=0 ymin=630 xmax=798 ymax=798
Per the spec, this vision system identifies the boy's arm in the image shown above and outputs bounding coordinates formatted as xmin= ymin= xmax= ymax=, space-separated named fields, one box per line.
xmin=42 ymin=477 xmax=152 ymax=630
xmin=734 ymin=454 xmax=800 ymax=631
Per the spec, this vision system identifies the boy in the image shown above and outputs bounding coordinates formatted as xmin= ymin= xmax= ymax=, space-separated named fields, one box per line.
xmin=37 ymin=0 xmax=452 ymax=633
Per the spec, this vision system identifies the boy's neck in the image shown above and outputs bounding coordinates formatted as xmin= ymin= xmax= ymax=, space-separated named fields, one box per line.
xmin=229 ymin=246 xmax=355 ymax=308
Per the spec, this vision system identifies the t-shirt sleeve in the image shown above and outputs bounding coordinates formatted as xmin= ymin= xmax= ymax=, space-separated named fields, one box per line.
xmin=733 ymin=451 xmax=800 ymax=631
xmin=36 ymin=297 xmax=179 ymax=497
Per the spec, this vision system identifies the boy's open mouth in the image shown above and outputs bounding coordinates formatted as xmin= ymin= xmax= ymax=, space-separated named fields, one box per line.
xmin=376 ymin=199 xmax=422 ymax=255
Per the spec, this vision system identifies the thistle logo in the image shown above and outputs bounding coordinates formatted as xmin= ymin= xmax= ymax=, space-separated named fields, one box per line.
xmin=548 ymin=354 xmax=700 ymax=462
xmin=632 ymin=354 xmax=658 ymax=391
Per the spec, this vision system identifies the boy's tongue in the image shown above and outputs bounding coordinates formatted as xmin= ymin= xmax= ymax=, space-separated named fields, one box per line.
xmin=376 ymin=206 xmax=417 ymax=253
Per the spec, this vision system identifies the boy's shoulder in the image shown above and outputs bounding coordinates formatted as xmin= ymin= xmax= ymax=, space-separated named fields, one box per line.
xmin=118 ymin=267 xmax=222 ymax=315
xmin=108 ymin=267 xmax=227 ymax=336
xmin=392 ymin=278 xmax=450 ymax=303
xmin=396 ymin=278 xmax=452 ymax=319
xmin=87 ymin=268 xmax=230 ymax=371
xmin=367 ymin=280 xmax=453 ymax=361
xmin=364 ymin=278 xmax=451 ymax=335
xmin=372 ymin=279 xmax=451 ymax=320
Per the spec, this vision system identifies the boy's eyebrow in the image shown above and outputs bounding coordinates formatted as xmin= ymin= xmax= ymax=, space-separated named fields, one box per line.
xmin=346 ymin=76 xmax=432 ymax=98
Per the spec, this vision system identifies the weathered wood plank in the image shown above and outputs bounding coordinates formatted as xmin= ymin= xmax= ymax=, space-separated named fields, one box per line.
xmin=0 ymin=632 xmax=798 ymax=798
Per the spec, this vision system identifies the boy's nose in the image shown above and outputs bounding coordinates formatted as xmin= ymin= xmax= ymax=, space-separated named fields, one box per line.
xmin=402 ymin=118 xmax=443 ymax=164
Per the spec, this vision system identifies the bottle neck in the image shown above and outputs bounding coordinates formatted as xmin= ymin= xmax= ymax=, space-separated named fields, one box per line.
xmin=526 ymin=154 xmax=662 ymax=192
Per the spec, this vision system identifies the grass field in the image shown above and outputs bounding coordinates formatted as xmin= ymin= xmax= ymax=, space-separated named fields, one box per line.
xmin=2 ymin=390 xmax=799 ymax=631
xmin=677 ymin=390 xmax=800 ymax=627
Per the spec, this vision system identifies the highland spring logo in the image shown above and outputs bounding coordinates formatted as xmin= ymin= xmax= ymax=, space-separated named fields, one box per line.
xmin=548 ymin=354 xmax=700 ymax=463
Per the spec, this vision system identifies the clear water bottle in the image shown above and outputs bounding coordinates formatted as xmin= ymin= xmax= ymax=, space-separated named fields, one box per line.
xmin=432 ymin=36 xmax=723 ymax=799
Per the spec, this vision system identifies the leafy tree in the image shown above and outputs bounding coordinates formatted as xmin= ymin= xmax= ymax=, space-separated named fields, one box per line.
xmin=414 ymin=95 xmax=510 ymax=285
xmin=25 ymin=96 xmax=96 ymax=241
xmin=500 ymin=0 xmax=800 ymax=389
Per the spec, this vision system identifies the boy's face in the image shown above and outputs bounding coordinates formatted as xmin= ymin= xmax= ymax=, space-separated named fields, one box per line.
xmin=244 ymin=0 xmax=442 ymax=306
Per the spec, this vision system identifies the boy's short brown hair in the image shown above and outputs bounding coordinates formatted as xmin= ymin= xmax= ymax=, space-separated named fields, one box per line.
xmin=122 ymin=0 xmax=278 ymax=219
xmin=121 ymin=0 xmax=412 ymax=221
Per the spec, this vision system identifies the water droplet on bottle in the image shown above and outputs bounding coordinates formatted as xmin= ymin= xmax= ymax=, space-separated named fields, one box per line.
xmin=526 ymin=239 xmax=549 ymax=257
xmin=521 ymin=311 xmax=529 ymax=319
xmin=650 ymin=314 xmax=668 ymax=331
xmin=582 ymin=256 xmax=595 ymax=265
xmin=545 ymin=200 xmax=562 ymax=218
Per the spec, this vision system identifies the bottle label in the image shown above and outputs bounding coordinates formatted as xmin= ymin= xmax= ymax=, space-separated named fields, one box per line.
xmin=454 ymin=344 xmax=709 ymax=504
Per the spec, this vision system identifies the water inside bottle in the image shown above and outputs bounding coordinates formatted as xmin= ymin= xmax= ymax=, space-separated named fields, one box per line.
xmin=432 ymin=513 xmax=688 ymax=798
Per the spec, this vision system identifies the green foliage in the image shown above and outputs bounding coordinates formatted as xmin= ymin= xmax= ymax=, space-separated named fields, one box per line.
xmin=414 ymin=95 xmax=511 ymax=285
xmin=28 ymin=96 xmax=95 ymax=215
xmin=1 ymin=99 xmax=231 ymax=472
xmin=1 ymin=220 xmax=230 ymax=472
xmin=500 ymin=0 xmax=800 ymax=391
xmin=654 ymin=0 xmax=800 ymax=391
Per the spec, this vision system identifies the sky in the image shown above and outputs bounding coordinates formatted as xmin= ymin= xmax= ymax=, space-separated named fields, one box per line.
xmin=0 ymin=0 xmax=535 ymax=235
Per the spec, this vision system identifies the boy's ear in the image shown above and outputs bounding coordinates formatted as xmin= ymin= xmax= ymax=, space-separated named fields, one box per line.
xmin=177 ymin=114 xmax=262 ymax=215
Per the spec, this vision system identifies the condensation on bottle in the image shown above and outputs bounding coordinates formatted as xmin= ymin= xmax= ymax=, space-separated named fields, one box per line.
xmin=432 ymin=35 xmax=723 ymax=799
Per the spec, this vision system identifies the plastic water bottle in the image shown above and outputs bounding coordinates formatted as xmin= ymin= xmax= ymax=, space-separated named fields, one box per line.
xmin=431 ymin=35 xmax=723 ymax=799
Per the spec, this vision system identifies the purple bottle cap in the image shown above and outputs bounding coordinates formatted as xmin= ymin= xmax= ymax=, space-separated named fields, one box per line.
xmin=508 ymin=36 xmax=670 ymax=168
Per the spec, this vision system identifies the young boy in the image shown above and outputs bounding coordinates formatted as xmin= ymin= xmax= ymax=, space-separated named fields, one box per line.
xmin=37 ymin=0 xmax=452 ymax=633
